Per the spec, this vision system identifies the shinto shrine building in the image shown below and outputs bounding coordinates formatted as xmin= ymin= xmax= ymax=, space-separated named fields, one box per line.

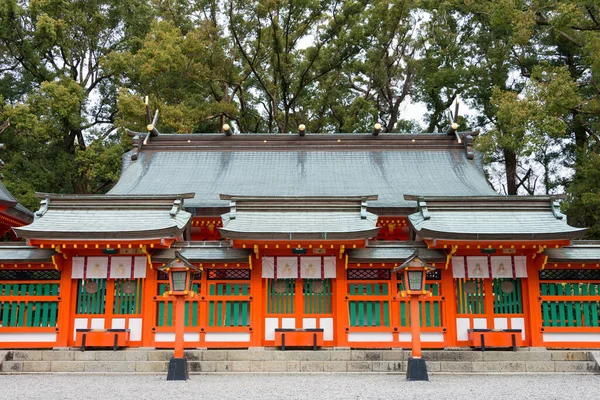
xmin=1 ymin=128 xmax=599 ymax=350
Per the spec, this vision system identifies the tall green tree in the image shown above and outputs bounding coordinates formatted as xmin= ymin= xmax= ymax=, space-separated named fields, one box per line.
xmin=0 ymin=0 xmax=153 ymax=203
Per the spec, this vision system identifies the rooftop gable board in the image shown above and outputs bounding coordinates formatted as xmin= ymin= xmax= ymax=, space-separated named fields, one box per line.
xmin=14 ymin=194 xmax=193 ymax=240
xmin=108 ymin=133 xmax=497 ymax=210
xmin=407 ymin=195 xmax=587 ymax=240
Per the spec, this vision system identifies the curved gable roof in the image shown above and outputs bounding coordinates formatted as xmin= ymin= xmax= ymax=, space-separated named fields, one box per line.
xmin=108 ymin=133 xmax=496 ymax=211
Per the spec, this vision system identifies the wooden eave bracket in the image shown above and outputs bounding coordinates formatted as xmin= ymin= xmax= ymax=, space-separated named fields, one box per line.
xmin=445 ymin=245 xmax=458 ymax=270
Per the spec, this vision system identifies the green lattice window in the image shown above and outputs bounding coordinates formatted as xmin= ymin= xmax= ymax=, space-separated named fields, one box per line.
xmin=267 ymin=279 xmax=295 ymax=314
xmin=208 ymin=282 xmax=250 ymax=327
xmin=113 ymin=279 xmax=143 ymax=315
xmin=156 ymin=282 xmax=201 ymax=327
xmin=398 ymin=283 xmax=442 ymax=327
xmin=492 ymin=278 xmax=522 ymax=314
xmin=0 ymin=282 xmax=60 ymax=327
xmin=348 ymin=282 xmax=390 ymax=327
xmin=541 ymin=282 xmax=600 ymax=327
xmin=76 ymin=279 xmax=107 ymax=315
xmin=456 ymin=278 xmax=485 ymax=314
xmin=303 ymin=279 xmax=332 ymax=314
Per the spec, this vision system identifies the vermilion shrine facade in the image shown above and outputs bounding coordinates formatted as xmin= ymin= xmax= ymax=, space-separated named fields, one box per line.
xmin=0 ymin=131 xmax=598 ymax=350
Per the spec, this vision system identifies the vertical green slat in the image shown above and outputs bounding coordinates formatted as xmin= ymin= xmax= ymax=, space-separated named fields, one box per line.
xmin=358 ymin=301 xmax=365 ymax=326
xmin=41 ymin=284 xmax=50 ymax=325
xmin=383 ymin=301 xmax=390 ymax=326
xmin=400 ymin=302 xmax=407 ymax=326
xmin=184 ymin=300 xmax=190 ymax=327
xmin=425 ymin=298 xmax=431 ymax=327
xmin=548 ymin=284 xmax=558 ymax=326
xmin=591 ymin=284 xmax=599 ymax=327
xmin=516 ymin=279 xmax=523 ymax=314
xmin=158 ymin=284 xmax=166 ymax=326
xmin=167 ymin=298 xmax=173 ymax=327
xmin=241 ymin=301 xmax=249 ymax=326
xmin=432 ymin=284 xmax=440 ymax=326
xmin=192 ymin=290 xmax=199 ymax=326
xmin=217 ymin=301 xmax=223 ymax=327
xmin=9 ymin=301 xmax=17 ymax=327
xmin=540 ymin=283 xmax=549 ymax=326
xmin=208 ymin=302 xmax=215 ymax=327
xmin=267 ymin=280 xmax=271 ymax=313
xmin=565 ymin=286 xmax=575 ymax=327
xmin=349 ymin=301 xmax=357 ymax=326
xmin=374 ymin=300 xmax=381 ymax=327
xmin=1 ymin=299 xmax=9 ymax=326
xmin=114 ymin=280 xmax=120 ymax=314
xmin=25 ymin=284 xmax=34 ymax=327
xmin=49 ymin=284 xmax=59 ymax=326
xmin=304 ymin=280 xmax=309 ymax=314
xmin=233 ymin=301 xmax=240 ymax=326
xmin=582 ymin=284 xmax=590 ymax=327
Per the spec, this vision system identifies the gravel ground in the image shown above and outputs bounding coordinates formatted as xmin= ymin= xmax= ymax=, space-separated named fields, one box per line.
xmin=0 ymin=373 xmax=598 ymax=400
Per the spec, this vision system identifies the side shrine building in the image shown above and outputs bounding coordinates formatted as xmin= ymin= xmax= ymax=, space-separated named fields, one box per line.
xmin=1 ymin=129 xmax=599 ymax=350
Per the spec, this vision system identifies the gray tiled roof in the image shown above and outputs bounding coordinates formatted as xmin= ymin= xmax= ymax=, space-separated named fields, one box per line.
xmin=219 ymin=196 xmax=380 ymax=240
xmin=108 ymin=134 xmax=496 ymax=210
xmin=0 ymin=181 xmax=17 ymax=206
xmin=153 ymin=242 xmax=250 ymax=263
xmin=348 ymin=242 xmax=446 ymax=262
xmin=0 ymin=181 xmax=33 ymax=223
xmin=408 ymin=196 xmax=586 ymax=240
xmin=221 ymin=211 xmax=380 ymax=240
xmin=543 ymin=243 xmax=600 ymax=262
xmin=0 ymin=243 xmax=55 ymax=262
xmin=14 ymin=194 xmax=192 ymax=240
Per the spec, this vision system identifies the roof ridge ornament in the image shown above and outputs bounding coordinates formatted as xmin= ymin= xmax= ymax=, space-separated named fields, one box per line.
xmin=170 ymin=199 xmax=183 ymax=216
xmin=372 ymin=123 xmax=382 ymax=136
xmin=552 ymin=200 xmax=565 ymax=220
xmin=145 ymin=96 xmax=160 ymax=137
xmin=35 ymin=198 xmax=50 ymax=218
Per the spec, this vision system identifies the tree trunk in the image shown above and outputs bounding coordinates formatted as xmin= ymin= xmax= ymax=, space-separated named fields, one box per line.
xmin=504 ymin=148 xmax=518 ymax=195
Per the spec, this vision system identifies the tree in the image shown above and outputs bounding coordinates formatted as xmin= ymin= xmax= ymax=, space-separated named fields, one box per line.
xmin=0 ymin=0 xmax=153 ymax=200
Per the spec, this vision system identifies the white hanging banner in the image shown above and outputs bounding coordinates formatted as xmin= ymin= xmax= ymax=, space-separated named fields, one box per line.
xmin=133 ymin=257 xmax=147 ymax=278
xmin=72 ymin=257 xmax=85 ymax=279
xmin=86 ymin=257 xmax=109 ymax=279
xmin=466 ymin=256 xmax=489 ymax=279
xmin=452 ymin=256 xmax=466 ymax=278
xmin=110 ymin=257 xmax=132 ymax=279
xmin=301 ymin=257 xmax=322 ymax=279
xmin=262 ymin=256 xmax=275 ymax=279
xmin=323 ymin=256 xmax=336 ymax=278
xmin=490 ymin=256 xmax=513 ymax=278
xmin=514 ymin=256 xmax=528 ymax=278
xmin=277 ymin=257 xmax=298 ymax=279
